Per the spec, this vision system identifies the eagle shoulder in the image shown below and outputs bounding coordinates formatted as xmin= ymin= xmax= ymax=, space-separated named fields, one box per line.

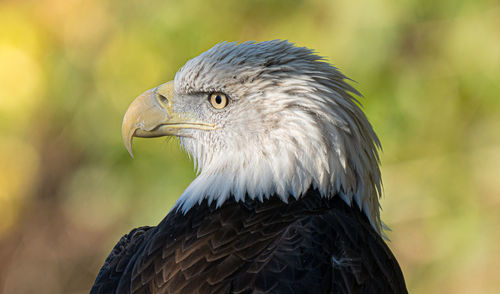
xmin=91 ymin=191 xmax=407 ymax=294
xmin=91 ymin=226 xmax=155 ymax=294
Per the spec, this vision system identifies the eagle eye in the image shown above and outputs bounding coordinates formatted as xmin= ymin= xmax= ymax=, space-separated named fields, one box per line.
xmin=209 ymin=93 xmax=228 ymax=109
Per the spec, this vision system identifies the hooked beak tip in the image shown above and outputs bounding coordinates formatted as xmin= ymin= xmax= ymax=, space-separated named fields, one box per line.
xmin=122 ymin=128 xmax=136 ymax=158
xmin=126 ymin=143 xmax=134 ymax=159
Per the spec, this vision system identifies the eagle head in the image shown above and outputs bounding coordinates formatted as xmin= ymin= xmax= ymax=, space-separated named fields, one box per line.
xmin=122 ymin=41 xmax=383 ymax=232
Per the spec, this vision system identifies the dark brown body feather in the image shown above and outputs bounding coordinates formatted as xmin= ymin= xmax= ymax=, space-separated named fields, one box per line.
xmin=91 ymin=190 xmax=407 ymax=294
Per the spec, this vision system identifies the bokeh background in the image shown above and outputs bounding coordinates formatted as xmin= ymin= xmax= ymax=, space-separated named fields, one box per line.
xmin=1 ymin=0 xmax=499 ymax=293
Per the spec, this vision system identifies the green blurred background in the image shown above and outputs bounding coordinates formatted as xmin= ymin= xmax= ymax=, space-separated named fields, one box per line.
xmin=1 ymin=0 xmax=499 ymax=293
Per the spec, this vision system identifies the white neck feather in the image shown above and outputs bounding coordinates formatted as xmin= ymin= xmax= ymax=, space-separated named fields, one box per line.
xmin=174 ymin=95 xmax=383 ymax=232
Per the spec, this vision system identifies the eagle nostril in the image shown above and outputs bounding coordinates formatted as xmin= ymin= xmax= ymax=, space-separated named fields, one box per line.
xmin=158 ymin=94 xmax=169 ymax=105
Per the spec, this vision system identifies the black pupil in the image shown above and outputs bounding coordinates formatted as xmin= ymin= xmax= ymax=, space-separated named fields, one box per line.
xmin=215 ymin=95 xmax=222 ymax=104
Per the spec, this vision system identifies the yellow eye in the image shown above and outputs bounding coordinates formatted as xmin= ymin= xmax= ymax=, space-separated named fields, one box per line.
xmin=209 ymin=93 xmax=228 ymax=109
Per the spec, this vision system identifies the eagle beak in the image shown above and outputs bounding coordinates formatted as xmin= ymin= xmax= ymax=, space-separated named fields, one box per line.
xmin=121 ymin=81 xmax=215 ymax=157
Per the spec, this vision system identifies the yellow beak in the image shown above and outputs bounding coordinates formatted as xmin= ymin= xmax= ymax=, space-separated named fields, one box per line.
xmin=121 ymin=81 xmax=216 ymax=157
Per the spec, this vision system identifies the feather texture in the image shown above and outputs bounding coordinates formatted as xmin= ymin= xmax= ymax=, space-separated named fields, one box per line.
xmin=91 ymin=190 xmax=407 ymax=294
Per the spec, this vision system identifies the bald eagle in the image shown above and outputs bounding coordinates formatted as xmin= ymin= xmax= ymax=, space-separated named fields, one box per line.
xmin=91 ymin=41 xmax=407 ymax=294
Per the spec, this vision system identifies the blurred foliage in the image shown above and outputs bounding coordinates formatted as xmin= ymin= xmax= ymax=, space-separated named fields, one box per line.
xmin=0 ymin=0 xmax=499 ymax=293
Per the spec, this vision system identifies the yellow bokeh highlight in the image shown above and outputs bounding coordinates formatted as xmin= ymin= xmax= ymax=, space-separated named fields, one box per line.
xmin=0 ymin=45 xmax=42 ymax=114
xmin=0 ymin=7 xmax=43 ymax=118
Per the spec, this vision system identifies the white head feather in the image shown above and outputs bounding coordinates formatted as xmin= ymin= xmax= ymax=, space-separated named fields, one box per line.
xmin=171 ymin=41 xmax=383 ymax=232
